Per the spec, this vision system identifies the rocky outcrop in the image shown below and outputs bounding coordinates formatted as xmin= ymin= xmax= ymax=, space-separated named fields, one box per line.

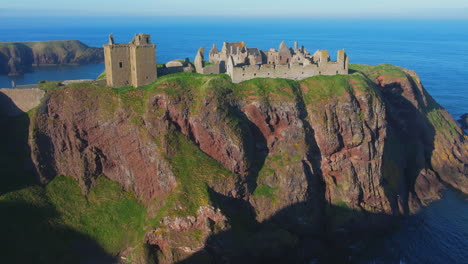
xmin=459 ymin=113 xmax=468 ymax=129
xmin=0 ymin=40 xmax=103 ymax=75
xmin=28 ymin=65 xmax=468 ymax=263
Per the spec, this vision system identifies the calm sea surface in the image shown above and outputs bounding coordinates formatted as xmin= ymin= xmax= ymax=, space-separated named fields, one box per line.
xmin=0 ymin=18 xmax=467 ymax=263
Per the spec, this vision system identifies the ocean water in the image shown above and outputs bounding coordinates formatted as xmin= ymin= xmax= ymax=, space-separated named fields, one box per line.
xmin=1 ymin=18 xmax=467 ymax=119
xmin=0 ymin=17 xmax=467 ymax=262
xmin=358 ymin=189 xmax=468 ymax=263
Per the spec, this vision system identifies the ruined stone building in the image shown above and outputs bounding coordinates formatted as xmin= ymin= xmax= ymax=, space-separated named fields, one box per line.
xmin=103 ymin=34 xmax=156 ymax=88
xmin=196 ymin=41 xmax=349 ymax=83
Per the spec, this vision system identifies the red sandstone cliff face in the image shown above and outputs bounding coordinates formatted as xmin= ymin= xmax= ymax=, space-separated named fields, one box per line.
xmin=29 ymin=66 xmax=468 ymax=263
xmin=30 ymin=86 xmax=176 ymax=201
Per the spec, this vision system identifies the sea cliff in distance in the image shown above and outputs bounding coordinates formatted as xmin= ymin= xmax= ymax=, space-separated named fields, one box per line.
xmin=0 ymin=63 xmax=466 ymax=263
xmin=0 ymin=40 xmax=103 ymax=75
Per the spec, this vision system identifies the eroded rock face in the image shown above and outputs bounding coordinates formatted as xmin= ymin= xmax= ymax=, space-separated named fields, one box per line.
xmin=29 ymin=65 xmax=468 ymax=263
xmin=459 ymin=113 xmax=468 ymax=129
xmin=31 ymin=87 xmax=176 ymax=201
xmin=145 ymin=206 xmax=228 ymax=264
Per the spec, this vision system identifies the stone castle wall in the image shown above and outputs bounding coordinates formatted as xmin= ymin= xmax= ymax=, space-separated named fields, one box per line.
xmin=227 ymin=60 xmax=348 ymax=83
xmin=104 ymin=45 xmax=132 ymax=87
xmin=201 ymin=64 xmax=221 ymax=74
xmin=0 ymin=88 xmax=45 ymax=116
xmin=157 ymin=65 xmax=194 ymax=76
xmin=130 ymin=45 xmax=157 ymax=87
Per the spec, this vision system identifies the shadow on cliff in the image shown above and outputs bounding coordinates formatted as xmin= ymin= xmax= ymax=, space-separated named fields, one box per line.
xmin=0 ymin=91 xmax=25 ymax=116
xmin=172 ymin=73 xmax=446 ymax=263
xmin=0 ymin=200 xmax=117 ymax=264
xmin=232 ymin=107 xmax=270 ymax=194
xmin=0 ymin=111 xmax=36 ymax=195
xmin=376 ymin=73 xmax=438 ymax=214
xmin=0 ymin=111 xmax=117 ymax=263
xmin=172 ymin=188 xmax=399 ymax=264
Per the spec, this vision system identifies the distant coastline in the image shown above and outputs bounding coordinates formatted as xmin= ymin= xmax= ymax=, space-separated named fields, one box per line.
xmin=0 ymin=40 xmax=103 ymax=76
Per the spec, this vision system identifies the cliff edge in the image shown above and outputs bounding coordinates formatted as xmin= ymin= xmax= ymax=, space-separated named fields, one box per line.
xmin=0 ymin=40 xmax=103 ymax=75
xmin=1 ymin=64 xmax=466 ymax=263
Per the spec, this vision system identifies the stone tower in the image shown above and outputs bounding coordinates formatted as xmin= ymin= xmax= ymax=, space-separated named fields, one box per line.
xmin=103 ymin=33 xmax=157 ymax=88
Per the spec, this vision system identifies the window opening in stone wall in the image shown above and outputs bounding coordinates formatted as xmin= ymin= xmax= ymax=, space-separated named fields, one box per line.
xmin=119 ymin=62 xmax=123 ymax=68
xmin=146 ymin=37 xmax=149 ymax=43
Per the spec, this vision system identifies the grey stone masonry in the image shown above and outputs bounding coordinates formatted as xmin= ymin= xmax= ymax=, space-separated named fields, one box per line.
xmin=199 ymin=41 xmax=348 ymax=83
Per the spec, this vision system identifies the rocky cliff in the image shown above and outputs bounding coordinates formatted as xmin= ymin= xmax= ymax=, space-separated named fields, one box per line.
xmin=4 ymin=64 xmax=467 ymax=263
xmin=0 ymin=40 xmax=103 ymax=75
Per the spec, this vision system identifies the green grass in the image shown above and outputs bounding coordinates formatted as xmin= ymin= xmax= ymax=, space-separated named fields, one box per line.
xmin=335 ymin=200 xmax=350 ymax=209
xmin=156 ymin=132 xmax=236 ymax=219
xmin=426 ymin=109 xmax=461 ymax=136
xmin=47 ymin=176 xmax=147 ymax=252
xmin=97 ymin=71 xmax=106 ymax=80
xmin=38 ymin=80 xmax=63 ymax=91
xmin=253 ymin=184 xmax=278 ymax=200
xmin=0 ymin=175 xmax=147 ymax=263
xmin=233 ymin=78 xmax=298 ymax=103
xmin=349 ymin=63 xmax=408 ymax=80
xmin=299 ymin=74 xmax=367 ymax=104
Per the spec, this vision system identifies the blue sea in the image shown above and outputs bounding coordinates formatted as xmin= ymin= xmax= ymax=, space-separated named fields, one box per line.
xmin=0 ymin=17 xmax=467 ymax=263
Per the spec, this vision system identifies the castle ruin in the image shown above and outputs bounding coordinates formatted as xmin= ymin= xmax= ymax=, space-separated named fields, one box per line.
xmin=195 ymin=41 xmax=349 ymax=83
xmin=103 ymin=34 xmax=349 ymax=87
xmin=103 ymin=34 xmax=156 ymax=88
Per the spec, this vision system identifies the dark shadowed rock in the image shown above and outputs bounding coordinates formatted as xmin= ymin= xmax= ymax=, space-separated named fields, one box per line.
xmin=458 ymin=113 xmax=468 ymax=129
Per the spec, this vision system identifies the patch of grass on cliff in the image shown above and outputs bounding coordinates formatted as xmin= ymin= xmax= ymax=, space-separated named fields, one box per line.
xmin=300 ymin=74 xmax=359 ymax=104
xmin=426 ymin=109 xmax=461 ymax=136
xmin=97 ymin=71 xmax=106 ymax=80
xmin=38 ymin=80 xmax=63 ymax=91
xmin=155 ymin=132 xmax=236 ymax=220
xmin=350 ymin=63 xmax=407 ymax=80
xmin=0 ymin=175 xmax=147 ymax=261
xmin=253 ymin=184 xmax=278 ymax=200
xmin=335 ymin=200 xmax=350 ymax=209
xmin=47 ymin=176 xmax=147 ymax=253
xmin=107 ymin=73 xmax=233 ymax=116
xmin=233 ymin=78 xmax=297 ymax=103
xmin=151 ymin=73 xmax=233 ymax=114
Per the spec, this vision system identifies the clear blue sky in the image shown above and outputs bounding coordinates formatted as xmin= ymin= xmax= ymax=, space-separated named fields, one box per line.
xmin=1 ymin=0 xmax=468 ymax=18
